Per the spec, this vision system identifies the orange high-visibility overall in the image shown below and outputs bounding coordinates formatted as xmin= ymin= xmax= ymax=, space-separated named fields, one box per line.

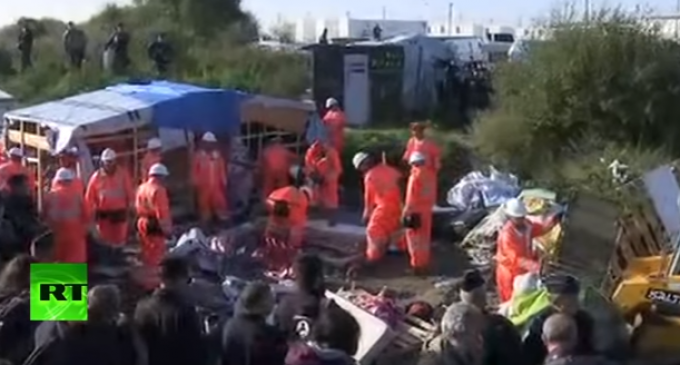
xmin=323 ymin=109 xmax=346 ymax=154
xmin=0 ymin=160 xmax=35 ymax=191
xmin=363 ymin=164 xmax=403 ymax=262
xmin=140 ymin=151 xmax=162 ymax=182
xmin=266 ymin=186 xmax=309 ymax=248
xmin=85 ymin=168 xmax=134 ymax=246
xmin=136 ymin=177 xmax=171 ymax=289
xmin=309 ymin=146 xmax=342 ymax=209
xmin=495 ymin=220 xmax=549 ymax=302
xmin=260 ymin=143 xmax=294 ymax=199
xmin=404 ymin=165 xmax=436 ymax=269
xmin=52 ymin=156 xmax=83 ymax=193
xmin=43 ymin=183 xmax=89 ymax=263
xmin=192 ymin=150 xmax=228 ymax=222
xmin=403 ymin=137 xmax=442 ymax=172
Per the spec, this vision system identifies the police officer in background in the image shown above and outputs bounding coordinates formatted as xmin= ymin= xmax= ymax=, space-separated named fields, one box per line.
xmin=147 ymin=33 xmax=173 ymax=75
xmin=63 ymin=21 xmax=88 ymax=69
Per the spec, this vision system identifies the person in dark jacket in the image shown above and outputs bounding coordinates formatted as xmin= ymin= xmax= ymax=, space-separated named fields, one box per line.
xmin=147 ymin=33 xmax=173 ymax=75
xmin=134 ymin=256 xmax=205 ymax=365
xmin=62 ymin=21 xmax=87 ymax=68
xmin=542 ymin=314 xmax=617 ymax=365
xmin=458 ymin=270 xmax=523 ymax=365
xmin=0 ymin=255 xmax=38 ymax=364
xmin=25 ymin=285 xmax=144 ymax=365
xmin=104 ymin=22 xmax=131 ymax=74
xmin=221 ymin=281 xmax=287 ymax=365
xmin=17 ymin=24 xmax=33 ymax=71
xmin=523 ymin=275 xmax=595 ymax=365
xmin=274 ymin=253 xmax=326 ymax=339
xmin=285 ymin=302 xmax=360 ymax=365
xmin=0 ymin=174 xmax=40 ymax=261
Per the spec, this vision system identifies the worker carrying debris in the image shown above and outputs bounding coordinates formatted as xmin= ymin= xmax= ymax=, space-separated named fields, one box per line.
xmin=52 ymin=146 xmax=84 ymax=193
xmin=43 ymin=168 xmax=90 ymax=263
xmin=136 ymin=163 xmax=172 ymax=289
xmin=85 ymin=148 xmax=134 ymax=247
xmin=264 ymin=165 xmax=311 ymax=250
xmin=304 ymin=140 xmax=342 ymax=225
xmin=495 ymin=198 xmax=560 ymax=302
xmin=322 ymin=97 xmax=346 ymax=155
xmin=192 ymin=132 xmax=228 ymax=228
xmin=352 ymin=151 xmax=404 ymax=267
xmin=259 ymin=136 xmax=295 ymax=200
xmin=403 ymin=151 xmax=436 ymax=274
xmin=0 ymin=147 xmax=35 ymax=193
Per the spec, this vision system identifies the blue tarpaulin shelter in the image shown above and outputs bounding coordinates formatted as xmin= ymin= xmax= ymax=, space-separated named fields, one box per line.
xmin=3 ymin=80 xmax=250 ymax=153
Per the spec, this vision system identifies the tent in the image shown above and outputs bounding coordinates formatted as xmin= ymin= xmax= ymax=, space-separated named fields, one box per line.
xmin=4 ymin=80 xmax=249 ymax=152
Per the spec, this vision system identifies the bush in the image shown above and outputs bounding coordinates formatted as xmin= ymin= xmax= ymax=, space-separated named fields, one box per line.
xmin=0 ymin=1 xmax=307 ymax=104
xmin=472 ymin=10 xmax=680 ymax=192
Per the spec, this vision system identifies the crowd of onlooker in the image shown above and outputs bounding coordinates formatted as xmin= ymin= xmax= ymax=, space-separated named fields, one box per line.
xmin=0 ymin=238 xmax=624 ymax=365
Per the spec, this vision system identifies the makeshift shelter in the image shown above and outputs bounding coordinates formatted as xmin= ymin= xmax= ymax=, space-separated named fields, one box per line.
xmin=2 ymin=80 xmax=247 ymax=210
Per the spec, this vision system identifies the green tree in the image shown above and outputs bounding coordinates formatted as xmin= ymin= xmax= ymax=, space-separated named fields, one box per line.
xmin=473 ymin=10 xmax=680 ymax=185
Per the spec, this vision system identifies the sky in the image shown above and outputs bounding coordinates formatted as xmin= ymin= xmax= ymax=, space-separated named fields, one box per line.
xmin=0 ymin=0 xmax=677 ymax=29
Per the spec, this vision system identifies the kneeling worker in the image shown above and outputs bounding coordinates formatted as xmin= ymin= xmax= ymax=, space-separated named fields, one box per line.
xmin=352 ymin=151 xmax=403 ymax=266
xmin=403 ymin=152 xmax=435 ymax=274
xmin=42 ymin=168 xmax=90 ymax=263
xmin=136 ymin=163 xmax=172 ymax=289
xmin=265 ymin=165 xmax=311 ymax=249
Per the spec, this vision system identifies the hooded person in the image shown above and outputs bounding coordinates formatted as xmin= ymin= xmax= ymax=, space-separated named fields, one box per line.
xmin=419 ymin=302 xmax=486 ymax=365
xmin=458 ymin=270 xmax=524 ymax=365
xmin=259 ymin=136 xmax=295 ymax=200
xmin=221 ymin=281 xmax=288 ymax=365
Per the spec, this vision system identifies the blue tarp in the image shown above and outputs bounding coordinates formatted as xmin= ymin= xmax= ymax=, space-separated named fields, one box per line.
xmin=107 ymin=80 xmax=250 ymax=134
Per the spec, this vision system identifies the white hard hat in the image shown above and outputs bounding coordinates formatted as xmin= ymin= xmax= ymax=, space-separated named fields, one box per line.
xmin=352 ymin=152 xmax=369 ymax=170
xmin=408 ymin=151 xmax=426 ymax=164
xmin=147 ymin=137 xmax=162 ymax=149
xmin=504 ymin=198 xmax=528 ymax=218
xmin=325 ymin=98 xmax=338 ymax=108
xmin=100 ymin=148 xmax=117 ymax=162
xmin=202 ymin=132 xmax=217 ymax=142
xmin=148 ymin=163 xmax=169 ymax=176
xmin=8 ymin=147 xmax=23 ymax=158
xmin=289 ymin=165 xmax=302 ymax=178
xmin=53 ymin=168 xmax=75 ymax=182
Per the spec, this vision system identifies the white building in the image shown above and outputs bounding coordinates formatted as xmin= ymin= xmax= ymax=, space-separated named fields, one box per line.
xmin=294 ymin=16 xmax=428 ymax=42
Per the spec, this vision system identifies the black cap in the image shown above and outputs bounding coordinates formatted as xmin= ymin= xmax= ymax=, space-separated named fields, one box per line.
xmin=460 ymin=269 xmax=485 ymax=292
xmin=544 ymin=274 xmax=580 ymax=295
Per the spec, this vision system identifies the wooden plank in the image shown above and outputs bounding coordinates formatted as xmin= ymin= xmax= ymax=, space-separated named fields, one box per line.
xmin=7 ymin=130 xmax=50 ymax=150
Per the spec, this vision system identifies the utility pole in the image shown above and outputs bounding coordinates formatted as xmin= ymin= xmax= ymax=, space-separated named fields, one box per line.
xmin=676 ymin=0 xmax=680 ymax=39
xmin=584 ymin=0 xmax=590 ymax=22
xmin=382 ymin=6 xmax=386 ymax=19
xmin=447 ymin=2 xmax=453 ymax=35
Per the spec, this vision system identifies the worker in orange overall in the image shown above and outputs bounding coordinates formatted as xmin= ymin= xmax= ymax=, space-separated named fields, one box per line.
xmin=496 ymin=198 xmax=560 ymax=302
xmin=140 ymin=137 xmax=163 ymax=181
xmin=52 ymin=146 xmax=84 ymax=193
xmin=322 ymin=98 xmax=346 ymax=154
xmin=43 ymin=168 xmax=90 ymax=263
xmin=135 ymin=163 xmax=172 ymax=289
xmin=352 ymin=151 xmax=404 ymax=265
xmin=403 ymin=152 xmax=436 ymax=275
xmin=403 ymin=122 xmax=441 ymax=170
xmin=265 ymin=165 xmax=311 ymax=249
xmin=191 ymin=132 xmax=228 ymax=226
xmin=0 ymin=147 xmax=35 ymax=192
xmin=85 ymin=148 xmax=134 ymax=247
xmin=259 ymin=136 xmax=295 ymax=200
xmin=306 ymin=141 xmax=342 ymax=225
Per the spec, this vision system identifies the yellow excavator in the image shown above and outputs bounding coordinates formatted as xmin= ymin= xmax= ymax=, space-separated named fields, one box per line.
xmin=609 ymin=233 xmax=680 ymax=356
